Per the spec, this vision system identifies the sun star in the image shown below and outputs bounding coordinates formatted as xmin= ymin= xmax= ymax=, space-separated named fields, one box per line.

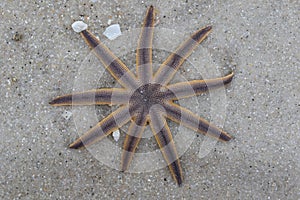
xmin=50 ymin=5 xmax=234 ymax=186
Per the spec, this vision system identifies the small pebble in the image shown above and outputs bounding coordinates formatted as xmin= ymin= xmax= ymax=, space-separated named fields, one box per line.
xmin=12 ymin=32 xmax=23 ymax=41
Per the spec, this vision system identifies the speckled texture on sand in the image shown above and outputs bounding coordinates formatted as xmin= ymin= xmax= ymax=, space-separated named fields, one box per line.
xmin=0 ymin=0 xmax=299 ymax=199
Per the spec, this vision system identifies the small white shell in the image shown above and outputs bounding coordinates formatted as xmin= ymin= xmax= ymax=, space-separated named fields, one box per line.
xmin=112 ymin=129 xmax=120 ymax=142
xmin=103 ymin=24 xmax=122 ymax=40
xmin=71 ymin=21 xmax=88 ymax=33
xmin=62 ymin=111 xmax=72 ymax=120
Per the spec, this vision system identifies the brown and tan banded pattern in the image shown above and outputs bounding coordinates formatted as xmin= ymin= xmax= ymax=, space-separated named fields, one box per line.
xmin=50 ymin=5 xmax=234 ymax=186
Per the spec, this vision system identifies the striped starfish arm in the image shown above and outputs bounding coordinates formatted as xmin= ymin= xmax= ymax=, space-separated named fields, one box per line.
xmin=149 ymin=109 xmax=183 ymax=186
xmin=69 ymin=105 xmax=131 ymax=149
xmin=49 ymin=88 xmax=129 ymax=106
xmin=153 ymin=26 xmax=212 ymax=85
xmin=121 ymin=112 xmax=148 ymax=171
xmin=79 ymin=30 xmax=139 ymax=89
xmin=164 ymin=102 xmax=232 ymax=141
xmin=136 ymin=5 xmax=155 ymax=84
xmin=165 ymin=72 xmax=234 ymax=100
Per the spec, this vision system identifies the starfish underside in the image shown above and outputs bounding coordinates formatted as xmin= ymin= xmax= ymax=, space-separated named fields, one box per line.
xmin=50 ymin=6 xmax=234 ymax=186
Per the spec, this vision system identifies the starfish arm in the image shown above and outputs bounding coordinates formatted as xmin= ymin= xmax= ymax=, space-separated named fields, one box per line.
xmin=165 ymin=72 xmax=234 ymax=100
xmin=49 ymin=88 xmax=130 ymax=106
xmin=121 ymin=112 xmax=148 ymax=171
xmin=153 ymin=26 xmax=212 ymax=85
xmin=69 ymin=105 xmax=131 ymax=149
xmin=149 ymin=110 xmax=183 ymax=186
xmin=164 ymin=102 xmax=232 ymax=141
xmin=136 ymin=5 xmax=155 ymax=84
xmin=79 ymin=30 xmax=139 ymax=89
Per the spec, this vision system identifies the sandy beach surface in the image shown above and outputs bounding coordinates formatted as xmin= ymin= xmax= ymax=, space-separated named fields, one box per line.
xmin=1 ymin=0 xmax=299 ymax=199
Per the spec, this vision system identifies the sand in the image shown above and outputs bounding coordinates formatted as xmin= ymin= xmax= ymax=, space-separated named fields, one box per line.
xmin=0 ymin=0 xmax=299 ymax=199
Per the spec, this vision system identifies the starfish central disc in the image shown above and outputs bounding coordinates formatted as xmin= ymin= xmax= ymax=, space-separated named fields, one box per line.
xmin=129 ymin=83 xmax=170 ymax=116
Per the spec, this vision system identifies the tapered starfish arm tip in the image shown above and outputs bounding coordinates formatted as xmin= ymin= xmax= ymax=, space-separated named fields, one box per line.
xmin=69 ymin=139 xmax=84 ymax=149
xmin=219 ymin=131 xmax=233 ymax=141
xmin=225 ymin=71 xmax=234 ymax=83
xmin=202 ymin=71 xmax=234 ymax=90
xmin=205 ymin=25 xmax=212 ymax=31
xmin=150 ymin=112 xmax=184 ymax=186
xmin=153 ymin=25 xmax=213 ymax=85
xmin=192 ymin=25 xmax=212 ymax=42
xmin=49 ymin=88 xmax=129 ymax=106
xmin=79 ymin=29 xmax=139 ymax=89
xmin=49 ymin=96 xmax=65 ymax=106
xmin=169 ymin=160 xmax=183 ymax=186
xmin=165 ymin=72 xmax=234 ymax=100
xmin=175 ymin=172 xmax=183 ymax=186
xmin=164 ymin=103 xmax=233 ymax=142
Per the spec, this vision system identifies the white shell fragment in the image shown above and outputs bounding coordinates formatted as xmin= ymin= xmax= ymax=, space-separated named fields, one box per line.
xmin=72 ymin=21 xmax=88 ymax=33
xmin=62 ymin=111 xmax=72 ymax=120
xmin=112 ymin=129 xmax=120 ymax=142
xmin=103 ymin=24 xmax=122 ymax=40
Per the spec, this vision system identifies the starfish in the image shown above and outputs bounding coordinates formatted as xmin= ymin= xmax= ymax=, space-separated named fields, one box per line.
xmin=50 ymin=6 xmax=234 ymax=186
